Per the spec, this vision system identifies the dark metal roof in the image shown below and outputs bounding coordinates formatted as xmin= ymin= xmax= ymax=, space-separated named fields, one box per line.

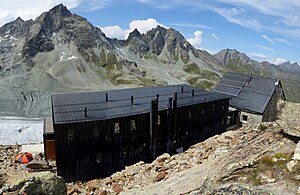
xmin=213 ymin=72 xmax=280 ymax=114
xmin=52 ymin=84 xmax=228 ymax=124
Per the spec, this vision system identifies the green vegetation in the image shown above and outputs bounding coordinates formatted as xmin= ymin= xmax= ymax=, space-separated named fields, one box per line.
xmin=187 ymin=77 xmax=199 ymax=86
xmin=143 ymin=53 xmax=153 ymax=60
xmin=138 ymin=77 xmax=161 ymax=86
xmin=183 ymin=63 xmax=201 ymax=75
xmin=172 ymin=55 xmax=179 ymax=62
xmin=245 ymin=153 xmax=297 ymax=186
xmin=115 ymin=79 xmax=133 ymax=85
xmin=197 ymin=80 xmax=215 ymax=90
xmin=258 ymin=124 xmax=268 ymax=131
xmin=259 ymin=155 xmax=273 ymax=171
xmin=248 ymin=170 xmax=261 ymax=185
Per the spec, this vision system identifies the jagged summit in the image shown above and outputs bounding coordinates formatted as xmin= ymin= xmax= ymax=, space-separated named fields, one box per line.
xmin=0 ymin=16 xmax=33 ymax=37
xmin=127 ymin=29 xmax=142 ymax=40
xmin=214 ymin=48 xmax=253 ymax=65
xmin=14 ymin=17 xmax=24 ymax=23
xmin=48 ymin=3 xmax=72 ymax=18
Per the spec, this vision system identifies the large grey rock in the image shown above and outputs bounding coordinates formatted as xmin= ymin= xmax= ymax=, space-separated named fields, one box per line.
xmin=11 ymin=172 xmax=66 ymax=195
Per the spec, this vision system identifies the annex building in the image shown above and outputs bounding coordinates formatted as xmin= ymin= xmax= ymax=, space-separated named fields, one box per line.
xmin=214 ymin=72 xmax=286 ymax=125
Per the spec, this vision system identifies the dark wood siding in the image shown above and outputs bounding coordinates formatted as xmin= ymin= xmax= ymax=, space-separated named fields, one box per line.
xmin=55 ymin=98 xmax=229 ymax=182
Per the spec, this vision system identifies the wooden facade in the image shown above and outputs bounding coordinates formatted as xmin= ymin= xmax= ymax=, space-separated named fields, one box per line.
xmin=52 ymin=85 xmax=229 ymax=182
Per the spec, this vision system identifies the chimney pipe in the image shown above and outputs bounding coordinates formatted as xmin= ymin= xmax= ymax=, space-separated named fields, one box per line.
xmin=181 ymin=86 xmax=184 ymax=93
xmin=105 ymin=93 xmax=108 ymax=102
xmin=156 ymin=94 xmax=159 ymax=102
xmin=131 ymin=96 xmax=134 ymax=105
xmin=192 ymin=89 xmax=195 ymax=97
xmin=84 ymin=107 xmax=87 ymax=119
xmin=173 ymin=91 xmax=177 ymax=101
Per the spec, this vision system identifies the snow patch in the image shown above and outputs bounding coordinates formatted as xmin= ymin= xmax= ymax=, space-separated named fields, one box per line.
xmin=0 ymin=117 xmax=44 ymax=145
xmin=59 ymin=52 xmax=65 ymax=61
xmin=67 ymin=55 xmax=78 ymax=60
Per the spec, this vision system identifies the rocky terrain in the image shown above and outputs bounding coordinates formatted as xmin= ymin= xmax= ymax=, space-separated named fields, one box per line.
xmin=0 ymin=4 xmax=300 ymax=117
xmin=1 ymin=100 xmax=299 ymax=194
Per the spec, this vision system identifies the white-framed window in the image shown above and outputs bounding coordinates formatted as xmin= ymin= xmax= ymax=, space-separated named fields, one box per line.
xmin=67 ymin=129 xmax=74 ymax=141
xmin=157 ymin=115 xmax=161 ymax=125
xmin=188 ymin=109 xmax=192 ymax=119
xmin=96 ymin=153 xmax=103 ymax=163
xmin=212 ymin=104 xmax=216 ymax=112
xmin=114 ymin=123 xmax=120 ymax=134
xmin=201 ymin=107 xmax=205 ymax=115
xmin=131 ymin=120 xmax=136 ymax=131
xmin=241 ymin=115 xmax=248 ymax=123
xmin=222 ymin=118 xmax=225 ymax=126
xmin=227 ymin=116 xmax=232 ymax=126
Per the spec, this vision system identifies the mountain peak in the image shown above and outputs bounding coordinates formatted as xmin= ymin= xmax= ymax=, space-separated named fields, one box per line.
xmin=15 ymin=17 xmax=24 ymax=23
xmin=214 ymin=48 xmax=253 ymax=65
xmin=127 ymin=29 xmax=142 ymax=40
xmin=48 ymin=3 xmax=71 ymax=17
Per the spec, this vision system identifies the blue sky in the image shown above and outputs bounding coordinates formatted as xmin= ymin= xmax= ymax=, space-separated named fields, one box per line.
xmin=1 ymin=0 xmax=300 ymax=64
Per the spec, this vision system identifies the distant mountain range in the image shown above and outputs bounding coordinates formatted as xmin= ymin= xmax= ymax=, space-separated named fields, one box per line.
xmin=0 ymin=4 xmax=299 ymax=117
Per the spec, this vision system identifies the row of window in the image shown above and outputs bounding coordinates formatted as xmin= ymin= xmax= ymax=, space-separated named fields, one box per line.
xmin=66 ymin=103 xmax=226 ymax=141
xmin=67 ymin=119 xmax=140 ymax=141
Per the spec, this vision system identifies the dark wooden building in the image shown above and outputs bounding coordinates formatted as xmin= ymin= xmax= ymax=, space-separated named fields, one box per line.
xmin=51 ymin=84 xmax=229 ymax=182
xmin=214 ymin=72 xmax=286 ymax=126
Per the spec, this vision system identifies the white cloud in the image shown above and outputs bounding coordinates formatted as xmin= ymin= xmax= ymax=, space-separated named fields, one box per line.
xmin=254 ymin=44 xmax=274 ymax=52
xmin=212 ymin=33 xmax=220 ymax=40
xmin=100 ymin=25 xmax=126 ymax=40
xmin=100 ymin=18 xmax=167 ymax=40
xmin=76 ymin=0 xmax=112 ymax=12
xmin=248 ymin=53 xmax=269 ymax=61
xmin=261 ymin=34 xmax=295 ymax=47
xmin=170 ymin=22 xmax=214 ymax=30
xmin=261 ymin=34 xmax=274 ymax=44
xmin=128 ymin=18 xmax=166 ymax=34
xmin=283 ymin=14 xmax=300 ymax=27
xmin=215 ymin=7 xmax=262 ymax=30
xmin=273 ymin=58 xmax=288 ymax=65
xmin=187 ymin=31 xmax=203 ymax=47
xmin=0 ymin=0 xmax=81 ymax=26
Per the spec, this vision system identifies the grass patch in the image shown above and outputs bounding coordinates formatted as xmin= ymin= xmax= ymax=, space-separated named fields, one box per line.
xmin=258 ymin=124 xmax=268 ymax=131
xmin=115 ymin=79 xmax=133 ymax=85
xmin=248 ymin=170 xmax=261 ymax=185
xmin=273 ymin=152 xmax=292 ymax=160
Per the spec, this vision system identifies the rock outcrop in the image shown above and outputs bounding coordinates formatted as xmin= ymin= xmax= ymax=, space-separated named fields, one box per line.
xmin=3 ymin=172 xmax=66 ymax=195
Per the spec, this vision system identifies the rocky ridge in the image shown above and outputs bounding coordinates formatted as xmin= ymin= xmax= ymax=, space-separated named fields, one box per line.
xmin=0 ymin=4 xmax=300 ymax=117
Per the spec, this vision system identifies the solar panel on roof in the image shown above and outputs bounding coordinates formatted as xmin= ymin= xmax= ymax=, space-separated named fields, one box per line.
xmin=213 ymin=72 xmax=279 ymax=114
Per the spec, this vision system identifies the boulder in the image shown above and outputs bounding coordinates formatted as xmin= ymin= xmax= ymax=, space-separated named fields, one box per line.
xmin=11 ymin=172 xmax=66 ymax=195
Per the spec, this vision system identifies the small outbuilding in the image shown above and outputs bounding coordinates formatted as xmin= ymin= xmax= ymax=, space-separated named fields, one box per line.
xmin=214 ymin=72 xmax=286 ymax=125
xmin=51 ymin=84 xmax=229 ymax=181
